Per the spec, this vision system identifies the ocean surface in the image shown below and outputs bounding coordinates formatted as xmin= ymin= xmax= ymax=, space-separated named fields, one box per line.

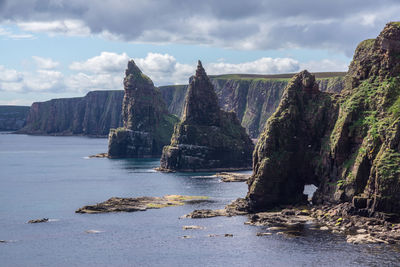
xmin=0 ymin=133 xmax=399 ymax=267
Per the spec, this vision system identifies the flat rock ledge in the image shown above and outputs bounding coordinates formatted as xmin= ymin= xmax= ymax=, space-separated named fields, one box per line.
xmin=183 ymin=198 xmax=400 ymax=245
xmin=76 ymin=195 xmax=209 ymax=214
xmin=214 ymin=172 xmax=251 ymax=182
xmin=88 ymin=153 xmax=108 ymax=158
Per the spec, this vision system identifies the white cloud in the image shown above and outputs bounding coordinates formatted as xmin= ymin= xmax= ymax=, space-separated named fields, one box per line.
xmin=0 ymin=65 xmax=64 ymax=93
xmin=66 ymin=72 xmax=123 ymax=93
xmin=17 ymin=20 xmax=90 ymax=36
xmin=32 ymin=56 xmax=60 ymax=69
xmin=0 ymin=65 xmax=23 ymax=83
xmin=206 ymin=57 xmax=300 ymax=75
xmin=69 ymin=52 xmax=129 ymax=73
xmin=0 ymin=52 xmax=349 ymax=100
xmin=134 ymin=53 xmax=194 ymax=85
xmin=300 ymin=59 xmax=349 ymax=72
xmin=0 ymin=26 xmax=35 ymax=40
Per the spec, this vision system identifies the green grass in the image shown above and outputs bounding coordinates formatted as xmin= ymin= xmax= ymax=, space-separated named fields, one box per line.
xmin=209 ymin=72 xmax=346 ymax=81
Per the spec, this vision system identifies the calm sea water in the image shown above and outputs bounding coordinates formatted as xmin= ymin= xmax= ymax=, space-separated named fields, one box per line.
xmin=0 ymin=133 xmax=399 ymax=267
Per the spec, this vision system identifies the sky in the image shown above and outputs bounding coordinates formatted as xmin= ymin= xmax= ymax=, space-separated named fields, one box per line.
xmin=0 ymin=0 xmax=399 ymax=106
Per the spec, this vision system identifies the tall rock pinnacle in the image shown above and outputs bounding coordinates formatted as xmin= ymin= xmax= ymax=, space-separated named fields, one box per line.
xmin=182 ymin=60 xmax=221 ymax=126
xmin=160 ymin=61 xmax=254 ymax=171
xmin=108 ymin=60 xmax=179 ymax=158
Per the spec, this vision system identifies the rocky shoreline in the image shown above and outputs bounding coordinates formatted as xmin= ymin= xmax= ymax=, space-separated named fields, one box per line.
xmin=183 ymin=200 xmax=400 ymax=245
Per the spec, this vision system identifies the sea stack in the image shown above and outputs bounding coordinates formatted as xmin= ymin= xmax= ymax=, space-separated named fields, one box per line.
xmin=245 ymin=22 xmax=400 ymax=216
xmin=247 ymin=70 xmax=336 ymax=211
xmin=159 ymin=61 xmax=254 ymax=171
xmin=108 ymin=60 xmax=179 ymax=158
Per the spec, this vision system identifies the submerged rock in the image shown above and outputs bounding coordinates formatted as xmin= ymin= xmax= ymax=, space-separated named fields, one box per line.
xmin=76 ymin=195 xmax=209 ymax=214
xmin=108 ymin=60 xmax=179 ymax=158
xmin=160 ymin=61 xmax=254 ymax=171
xmin=85 ymin=230 xmax=104 ymax=234
xmin=182 ymin=225 xmax=205 ymax=230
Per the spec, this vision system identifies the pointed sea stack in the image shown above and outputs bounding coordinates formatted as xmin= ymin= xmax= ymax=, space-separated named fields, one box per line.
xmin=108 ymin=60 xmax=179 ymax=158
xmin=159 ymin=61 xmax=254 ymax=171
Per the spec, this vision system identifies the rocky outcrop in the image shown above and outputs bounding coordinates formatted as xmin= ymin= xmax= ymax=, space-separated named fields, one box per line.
xmin=244 ymin=22 xmax=400 ymax=217
xmin=0 ymin=105 xmax=30 ymax=131
xmin=159 ymin=61 xmax=254 ymax=171
xmin=160 ymin=73 xmax=345 ymax=138
xmin=76 ymin=195 xmax=209 ymax=213
xmin=107 ymin=60 xmax=179 ymax=158
xmin=18 ymin=91 xmax=124 ymax=136
xmin=247 ymin=70 xmax=338 ymax=211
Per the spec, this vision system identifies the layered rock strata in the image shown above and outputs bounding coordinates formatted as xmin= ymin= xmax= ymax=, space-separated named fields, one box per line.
xmin=159 ymin=61 xmax=254 ymax=171
xmin=107 ymin=60 xmax=178 ymax=158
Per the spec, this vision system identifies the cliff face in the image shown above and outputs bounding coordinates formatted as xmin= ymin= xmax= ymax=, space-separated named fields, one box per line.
xmin=108 ymin=60 xmax=178 ymax=158
xmin=160 ymin=74 xmax=345 ymax=138
xmin=160 ymin=61 xmax=254 ymax=171
xmin=19 ymin=91 xmax=123 ymax=136
xmin=0 ymin=106 xmax=30 ymax=131
xmin=246 ymin=22 xmax=400 ymax=216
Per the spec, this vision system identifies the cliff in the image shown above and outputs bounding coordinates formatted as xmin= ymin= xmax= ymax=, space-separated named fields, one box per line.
xmin=160 ymin=73 xmax=345 ymax=138
xmin=18 ymin=90 xmax=124 ymax=136
xmin=107 ymin=60 xmax=178 ymax=158
xmin=160 ymin=61 xmax=254 ymax=171
xmin=0 ymin=105 xmax=30 ymax=131
xmin=246 ymin=22 xmax=400 ymax=217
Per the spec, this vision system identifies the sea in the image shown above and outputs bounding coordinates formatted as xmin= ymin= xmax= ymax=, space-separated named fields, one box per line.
xmin=0 ymin=133 xmax=399 ymax=267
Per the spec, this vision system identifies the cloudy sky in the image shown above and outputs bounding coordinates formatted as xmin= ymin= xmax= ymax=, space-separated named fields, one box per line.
xmin=0 ymin=0 xmax=399 ymax=105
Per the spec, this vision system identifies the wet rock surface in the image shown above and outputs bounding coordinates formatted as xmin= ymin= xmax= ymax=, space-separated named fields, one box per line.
xmin=76 ymin=195 xmax=209 ymax=214
xmin=214 ymin=172 xmax=251 ymax=182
